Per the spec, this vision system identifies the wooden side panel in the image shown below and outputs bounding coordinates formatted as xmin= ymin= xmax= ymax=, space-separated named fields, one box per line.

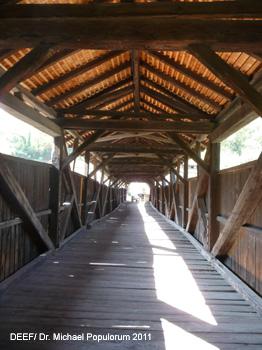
xmin=0 ymin=155 xmax=122 ymax=283
xmin=0 ymin=156 xmax=51 ymax=282
xmin=219 ymin=165 xmax=262 ymax=296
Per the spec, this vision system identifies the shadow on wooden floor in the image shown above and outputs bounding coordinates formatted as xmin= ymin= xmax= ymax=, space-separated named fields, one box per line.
xmin=0 ymin=202 xmax=261 ymax=349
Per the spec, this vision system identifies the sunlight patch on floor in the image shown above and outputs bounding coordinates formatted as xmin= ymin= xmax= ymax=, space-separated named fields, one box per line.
xmin=138 ymin=203 xmax=217 ymax=327
xmin=161 ymin=319 xmax=219 ymax=350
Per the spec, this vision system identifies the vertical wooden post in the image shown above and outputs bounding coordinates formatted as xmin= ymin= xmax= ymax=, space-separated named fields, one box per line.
xmin=183 ymin=156 xmax=189 ymax=229
xmin=208 ymin=142 xmax=221 ymax=251
xmin=49 ymin=136 xmax=62 ymax=248
xmin=81 ymin=151 xmax=90 ymax=223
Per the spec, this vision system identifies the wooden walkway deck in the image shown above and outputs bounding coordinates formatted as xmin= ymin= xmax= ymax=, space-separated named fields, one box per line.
xmin=0 ymin=202 xmax=262 ymax=350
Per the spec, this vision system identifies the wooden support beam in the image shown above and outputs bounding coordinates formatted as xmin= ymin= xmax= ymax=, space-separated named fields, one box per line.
xmin=0 ymin=154 xmax=54 ymax=251
xmin=87 ymin=143 xmax=184 ymax=155
xmin=141 ymin=61 xmax=222 ymax=111
xmin=1 ymin=6 xmax=262 ymax=51
xmin=131 ymin=50 xmax=140 ymax=112
xmin=33 ymin=50 xmax=125 ymax=96
xmin=56 ymin=118 xmax=215 ymax=134
xmin=197 ymin=196 xmax=208 ymax=247
xmin=88 ymin=153 xmax=116 ymax=178
xmin=156 ymin=154 xmax=184 ymax=183
xmin=101 ymin=181 xmax=110 ymax=217
xmin=188 ymin=44 xmax=262 ymax=118
xmin=145 ymin=50 xmax=233 ymax=101
xmin=168 ymin=132 xmax=210 ymax=173
xmin=49 ymin=137 xmax=62 ymax=247
xmin=59 ymin=193 xmax=75 ymax=243
xmin=0 ymin=45 xmax=55 ymax=99
xmin=61 ymin=130 xmax=105 ymax=169
xmin=70 ymin=109 xmax=211 ymax=121
xmin=162 ymin=179 xmax=169 ymax=218
xmin=212 ymin=152 xmax=262 ymax=258
xmin=208 ymin=142 xmax=220 ymax=251
xmin=60 ymin=82 xmax=133 ymax=113
xmin=186 ymin=146 xmax=211 ymax=233
xmin=1 ymin=2 xmax=262 ymax=20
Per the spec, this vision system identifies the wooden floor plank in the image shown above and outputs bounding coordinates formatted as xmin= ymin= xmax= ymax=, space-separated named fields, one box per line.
xmin=0 ymin=202 xmax=262 ymax=349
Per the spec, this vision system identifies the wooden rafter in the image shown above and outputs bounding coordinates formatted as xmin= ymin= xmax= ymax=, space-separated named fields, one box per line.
xmin=34 ymin=49 xmax=78 ymax=75
xmin=61 ymin=80 xmax=133 ymax=112
xmin=141 ymin=61 xmax=222 ymax=111
xmin=0 ymin=45 xmax=55 ymax=99
xmin=34 ymin=51 xmax=126 ymax=96
xmin=145 ymin=50 xmax=234 ymax=101
xmin=188 ymin=44 xmax=262 ymax=118
xmin=142 ymin=78 xmax=205 ymax=114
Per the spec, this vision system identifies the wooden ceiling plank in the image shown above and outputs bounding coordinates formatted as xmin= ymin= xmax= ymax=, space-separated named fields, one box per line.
xmin=56 ymin=118 xmax=215 ymax=134
xmin=145 ymin=50 xmax=233 ymax=101
xmin=188 ymin=44 xmax=262 ymax=118
xmin=61 ymin=130 xmax=105 ymax=169
xmin=212 ymin=152 xmax=262 ymax=257
xmin=141 ymin=61 xmax=222 ymax=111
xmin=0 ymin=44 xmax=55 ymax=99
xmin=168 ymin=132 xmax=210 ymax=173
xmin=59 ymin=77 xmax=132 ymax=112
xmin=35 ymin=49 xmax=78 ymax=75
xmin=33 ymin=50 xmax=126 ymax=96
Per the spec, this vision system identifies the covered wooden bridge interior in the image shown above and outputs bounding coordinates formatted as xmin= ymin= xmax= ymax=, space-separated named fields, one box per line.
xmin=1 ymin=0 xmax=262 ymax=348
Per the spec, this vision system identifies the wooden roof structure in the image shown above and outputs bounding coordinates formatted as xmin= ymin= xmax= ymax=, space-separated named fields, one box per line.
xmin=0 ymin=0 xmax=262 ymax=185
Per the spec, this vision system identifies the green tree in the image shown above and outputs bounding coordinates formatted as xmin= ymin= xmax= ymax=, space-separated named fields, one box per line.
xmin=10 ymin=132 xmax=53 ymax=163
